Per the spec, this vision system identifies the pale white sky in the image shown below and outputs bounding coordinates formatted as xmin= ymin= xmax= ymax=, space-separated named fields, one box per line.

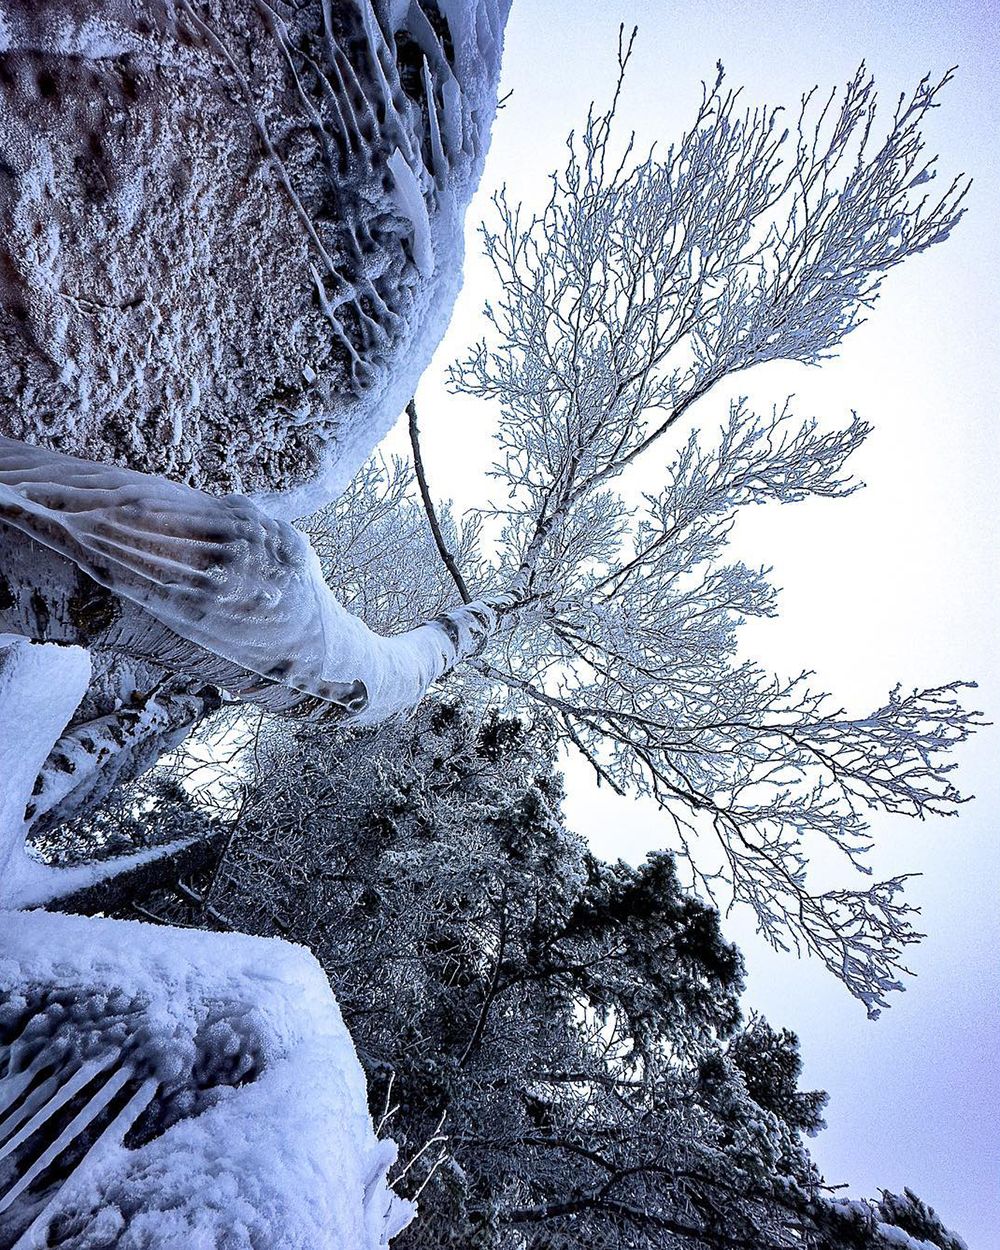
xmin=391 ymin=1 xmax=999 ymax=1241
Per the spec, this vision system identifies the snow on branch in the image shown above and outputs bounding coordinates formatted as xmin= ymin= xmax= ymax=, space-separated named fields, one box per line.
xmin=450 ymin=52 xmax=968 ymax=511
xmin=425 ymin=52 xmax=980 ymax=1011
xmin=452 ymin=389 xmax=979 ymax=1013
xmin=472 ymin=445 xmax=982 ymax=1012
xmin=303 ymin=52 xmax=966 ymax=1008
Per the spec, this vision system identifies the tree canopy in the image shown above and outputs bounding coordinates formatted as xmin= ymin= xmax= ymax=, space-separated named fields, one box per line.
xmin=2 ymin=25 xmax=981 ymax=1248
xmin=82 ymin=699 xmax=966 ymax=1250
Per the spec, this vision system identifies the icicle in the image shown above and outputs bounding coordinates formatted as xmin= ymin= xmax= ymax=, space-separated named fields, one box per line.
xmin=11 ymin=1078 xmax=159 ymax=1250
xmin=387 ymin=148 xmax=435 ymax=276
xmin=0 ymin=1074 xmax=64 ymax=1147
xmin=0 ymin=1063 xmax=134 ymax=1215
xmin=358 ymin=2 xmax=413 ymax=163
xmin=0 ymin=911 xmax=414 ymax=1245
xmin=422 ymin=57 xmax=448 ymax=181
xmin=0 ymin=1069 xmax=41 ymax=1124
xmin=0 ymin=1055 xmax=118 ymax=1165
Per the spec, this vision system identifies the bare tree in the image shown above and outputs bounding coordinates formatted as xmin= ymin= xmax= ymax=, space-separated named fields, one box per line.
xmin=9 ymin=39 xmax=980 ymax=1012
xmin=391 ymin=42 xmax=980 ymax=1014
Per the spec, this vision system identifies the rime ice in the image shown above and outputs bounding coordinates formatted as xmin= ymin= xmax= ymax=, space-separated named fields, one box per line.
xmin=0 ymin=0 xmax=511 ymax=511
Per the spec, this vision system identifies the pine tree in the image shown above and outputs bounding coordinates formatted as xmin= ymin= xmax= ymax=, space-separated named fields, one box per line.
xmin=84 ymin=700 xmax=966 ymax=1249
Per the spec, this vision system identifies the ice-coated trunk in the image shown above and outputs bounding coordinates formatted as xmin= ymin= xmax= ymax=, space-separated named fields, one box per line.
xmin=0 ymin=636 xmax=91 ymax=901
xmin=0 ymin=437 xmax=503 ymax=728
xmin=326 ymin=593 xmax=504 ymax=725
xmin=0 ymin=636 xmax=209 ymax=907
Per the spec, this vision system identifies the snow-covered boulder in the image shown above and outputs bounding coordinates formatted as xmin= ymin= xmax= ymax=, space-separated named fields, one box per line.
xmin=0 ymin=909 xmax=414 ymax=1248
xmin=0 ymin=0 xmax=512 ymax=515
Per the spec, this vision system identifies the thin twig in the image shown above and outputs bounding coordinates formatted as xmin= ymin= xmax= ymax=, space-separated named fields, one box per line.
xmin=407 ymin=398 xmax=472 ymax=603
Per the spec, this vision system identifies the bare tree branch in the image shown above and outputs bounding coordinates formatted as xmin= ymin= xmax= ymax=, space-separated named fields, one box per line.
xmin=408 ymin=399 xmax=473 ymax=604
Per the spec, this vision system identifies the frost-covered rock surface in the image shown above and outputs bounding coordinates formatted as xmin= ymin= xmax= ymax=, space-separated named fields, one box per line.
xmin=0 ymin=909 xmax=414 ymax=1248
xmin=0 ymin=0 xmax=511 ymax=515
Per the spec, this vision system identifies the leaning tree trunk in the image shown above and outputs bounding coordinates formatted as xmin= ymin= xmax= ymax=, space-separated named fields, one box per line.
xmin=0 ymin=434 xmax=510 ymax=717
xmin=0 ymin=435 xmax=517 ymax=846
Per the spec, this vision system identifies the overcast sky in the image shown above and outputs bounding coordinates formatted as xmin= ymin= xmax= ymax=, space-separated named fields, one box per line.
xmin=395 ymin=1 xmax=999 ymax=1242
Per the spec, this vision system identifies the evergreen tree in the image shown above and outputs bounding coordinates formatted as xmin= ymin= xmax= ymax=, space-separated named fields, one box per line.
xmin=87 ymin=701 xmax=965 ymax=1249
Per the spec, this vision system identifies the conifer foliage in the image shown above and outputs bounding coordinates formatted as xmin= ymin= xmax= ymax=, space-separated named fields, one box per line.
xmin=104 ymin=702 xmax=965 ymax=1249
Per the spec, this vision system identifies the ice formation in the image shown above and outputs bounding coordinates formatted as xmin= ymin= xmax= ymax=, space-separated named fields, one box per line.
xmin=0 ymin=640 xmax=417 ymax=1246
xmin=0 ymin=5 xmax=514 ymax=1240
xmin=0 ymin=636 xmax=90 ymax=906
xmin=0 ymin=635 xmax=198 ymax=909
xmin=0 ymin=436 xmax=502 ymax=727
xmin=0 ymin=0 xmax=512 ymax=513
xmin=0 ymin=909 xmax=414 ymax=1248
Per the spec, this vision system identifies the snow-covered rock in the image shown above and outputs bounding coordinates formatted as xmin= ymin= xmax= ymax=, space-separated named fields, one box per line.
xmin=0 ymin=909 xmax=414 ymax=1248
xmin=0 ymin=0 xmax=512 ymax=514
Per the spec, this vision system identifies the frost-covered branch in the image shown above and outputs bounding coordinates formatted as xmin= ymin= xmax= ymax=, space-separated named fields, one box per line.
xmin=450 ymin=50 xmax=968 ymax=595
xmin=26 ymin=678 xmax=222 ymax=837
xmin=0 ymin=638 xmax=198 ymax=909
xmin=414 ymin=54 xmax=979 ymax=1011
xmin=302 ymin=44 xmax=980 ymax=1010
xmin=465 ymin=406 xmax=981 ymax=1013
xmin=299 ymin=387 xmax=982 ymax=1013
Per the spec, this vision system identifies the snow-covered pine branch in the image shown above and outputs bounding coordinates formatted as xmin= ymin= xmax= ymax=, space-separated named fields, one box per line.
xmin=93 ymin=700 xmax=969 ymax=1249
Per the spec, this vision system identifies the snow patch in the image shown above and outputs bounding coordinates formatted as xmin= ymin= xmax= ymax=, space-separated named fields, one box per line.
xmin=0 ymin=636 xmax=89 ymax=906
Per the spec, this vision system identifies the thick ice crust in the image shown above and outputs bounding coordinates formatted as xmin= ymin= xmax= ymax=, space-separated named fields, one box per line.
xmin=0 ymin=909 xmax=414 ymax=1247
